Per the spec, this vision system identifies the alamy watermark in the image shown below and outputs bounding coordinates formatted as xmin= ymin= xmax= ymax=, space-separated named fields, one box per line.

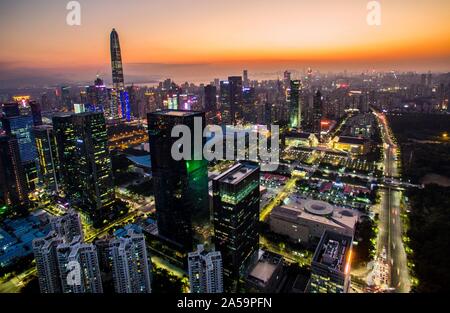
xmin=367 ymin=1 xmax=382 ymax=26
xmin=66 ymin=1 xmax=81 ymax=26
xmin=171 ymin=119 xmax=280 ymax=172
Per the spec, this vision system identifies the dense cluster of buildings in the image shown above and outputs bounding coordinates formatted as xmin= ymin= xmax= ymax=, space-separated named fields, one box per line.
xmin=32 ymin=212 xmax=152 ymax=293
xmin=4 ymin=25 xmax=449 ymax=295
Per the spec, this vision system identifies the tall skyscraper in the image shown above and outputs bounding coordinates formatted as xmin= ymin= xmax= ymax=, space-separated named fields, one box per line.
xmin=228 ymin=76 xmax=243 ymax=125
xmin=50 ymin=212 xmax=84 ymax=243
xmin=219 ymin=80 xmax=230 ymax=123
xmin=243 ymin=70 xmax=249 ymax=88
xmin=110 ymin=28 xmax=129 ymax=120
xmin=1 ymin=114 xmax=37 ymax=163
xmin=313 ymin=90 xmax=323 ymax=140
xmin=147 ymin=110 xmax=209 ymax=251
xmin=33 ymin=232 xmax=64 ymax=294
xmin=108 ymin=230 xmax=152 ymax=293
xmin=34 ymin=125 xmax=60 ymax=192
xmin=283 ymin=71 xmax=291 ymax=89
xmin=57 ymin=237 xmax=103 ymax=293
xmin=212 ymin=162 xmax=260 ymax=291
xmin=60 ymin=86 xmax=72 ymax=112
xmin=110 ymin=28 xmax=125 ymax=91
xmin=204 ymin=85 xmax=217 ymax=112
xmin=288 ymin=80 xmax=302 ymax=129
xmin=309 ymin=230 xmax=353 ymax=293
xmin=188 ymin=245 xmax=224 ymax=294
xmin=0 ymin=134 xmax=28 ymax=207
xmin=53 ymin=112 xmax=115 ymax=226
xmin=29 ymin=101 xmax=43 ymax=126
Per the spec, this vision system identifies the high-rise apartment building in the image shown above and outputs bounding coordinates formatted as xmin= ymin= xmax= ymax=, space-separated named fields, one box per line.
xmin=57 ymin=237 xmax=103 ymax=293
xmin=50 ymin=212 xmax=84 ymax=243
xmin=108 ymin=230 xmax=152 ymax=293
xmin=188 ymin=245 xmax=223 ymax=294
xmin=33 ymin=232 xmax=64 ymax=293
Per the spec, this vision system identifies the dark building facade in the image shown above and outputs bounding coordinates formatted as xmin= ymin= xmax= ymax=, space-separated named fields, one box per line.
xmin=313 ymin=90 xmax=323 ymax=140
xmin=0 ymin=135 xmax=28 ymax=207
xmin=212 ymin=162 xmax=260 ymax=291
xmin=147 ymin=110 xmax=209 ymax=251
xmin=204 ymin=84 xmax=217 ymax=112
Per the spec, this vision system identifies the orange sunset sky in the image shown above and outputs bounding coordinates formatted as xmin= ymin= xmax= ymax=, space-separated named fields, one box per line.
xmin=1 ymin=0 xmax=449 ymax=85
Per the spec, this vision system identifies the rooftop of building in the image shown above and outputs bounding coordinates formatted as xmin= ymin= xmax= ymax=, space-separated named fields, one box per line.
xmin=286 ymin=132 xmax=316 ymax=140
xmin=312 ymin=230 xmax=353 ymax=273
xmin=215 ymin=162 xmax=259 ymax=186
xmin=270 ymin=198 xmax=358 ymax=231
xmin=247 ymin=251 xmax=283 ymax=286
xmin=149 ymin=109 xmax=202 ymax=117
xmin=336 ymin=136 xmax=367 ymax=145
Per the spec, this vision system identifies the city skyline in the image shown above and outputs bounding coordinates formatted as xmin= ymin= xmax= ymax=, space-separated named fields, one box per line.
xmin=1 ymin=0 xmax=450 ymax=87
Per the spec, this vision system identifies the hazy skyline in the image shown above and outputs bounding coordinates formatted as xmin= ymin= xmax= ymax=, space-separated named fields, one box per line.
xmin=1 ymin=0 xmax=450 ymax=87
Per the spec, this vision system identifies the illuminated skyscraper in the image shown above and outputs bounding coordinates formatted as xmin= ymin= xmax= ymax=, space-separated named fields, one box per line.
xmin=34 ymin=125 xmax=60 ymax=192
xmin=1 ymin=115 xmax=37 ymax=163
xmin=147 ymin=110 xmax=209 ymax=251
xmin=0 ymin=134 xmax=28 ymax=207
xmin=288 ymin=80 xmax=302 ymax=130
xmin=212 ymin=162 xmax=260 ymax=291
xmin=53 ymin=112 xmax=115 ymax=226
xmin=110 ymin=28 xmax=129 ymax=120
xmin=110 ymin=28 xmax=125 ymax=91
xmin=313 ymin=90 xmax=323 ymax=140
xmin=188 ymin=245 xmax=223 ymax=293
xmin=228 ymin=76 xmax=243 ymax=125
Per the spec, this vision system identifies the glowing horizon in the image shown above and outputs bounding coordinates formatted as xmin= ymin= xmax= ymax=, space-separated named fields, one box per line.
xmin=1 ymin=0 xmax=450 ymax=84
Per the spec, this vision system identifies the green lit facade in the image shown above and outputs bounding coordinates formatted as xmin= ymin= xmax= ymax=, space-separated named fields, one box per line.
xmin=147 ymin=110 xmax=209 ymax=251
xmin=212 ymin=162 xmax=260 ymax=291
xmin=53 ymin=112 xmax=115 ymax=224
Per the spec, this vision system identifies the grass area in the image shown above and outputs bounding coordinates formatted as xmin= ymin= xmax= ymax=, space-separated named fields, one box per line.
xmin=407 ymin=185 xmax=450 ymax=292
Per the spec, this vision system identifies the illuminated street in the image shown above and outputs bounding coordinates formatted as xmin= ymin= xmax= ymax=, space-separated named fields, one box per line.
xmin=374 ymin=112 xmax=411 ymax=293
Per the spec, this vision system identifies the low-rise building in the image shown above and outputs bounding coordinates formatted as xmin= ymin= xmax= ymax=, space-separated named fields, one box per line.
xmin=245 ymin=251 xmax=284 ymax=293
xmin=269 ymin=199 xmax=357 ymax=246
xmin=332 ymin=136 xmax=370 ymax=155
xmin=308 ymin=230 xmax=353 ymax=293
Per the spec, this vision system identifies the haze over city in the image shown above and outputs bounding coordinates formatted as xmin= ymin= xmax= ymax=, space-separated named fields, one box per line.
xmin=1 ymin=0 xmax=450 ymax=87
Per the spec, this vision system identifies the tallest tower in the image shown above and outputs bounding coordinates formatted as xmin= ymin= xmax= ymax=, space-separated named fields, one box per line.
xmin=110 ymin=28 xmax=130 ymax=120
xmin=110 ymin=28 xmax=125 ymax=91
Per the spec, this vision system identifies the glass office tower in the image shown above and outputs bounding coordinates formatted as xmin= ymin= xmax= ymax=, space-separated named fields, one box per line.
xmin=212 ymin=162 xmax=260 ymax=291
xmin=147 ymin=110 xmax=209 ymax=251
xmin=53 ymin=112 xmax=115 ymax=226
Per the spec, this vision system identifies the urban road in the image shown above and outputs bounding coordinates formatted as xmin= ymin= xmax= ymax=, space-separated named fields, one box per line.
xmin=375 ymin=112 xmax=411 ymax=293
